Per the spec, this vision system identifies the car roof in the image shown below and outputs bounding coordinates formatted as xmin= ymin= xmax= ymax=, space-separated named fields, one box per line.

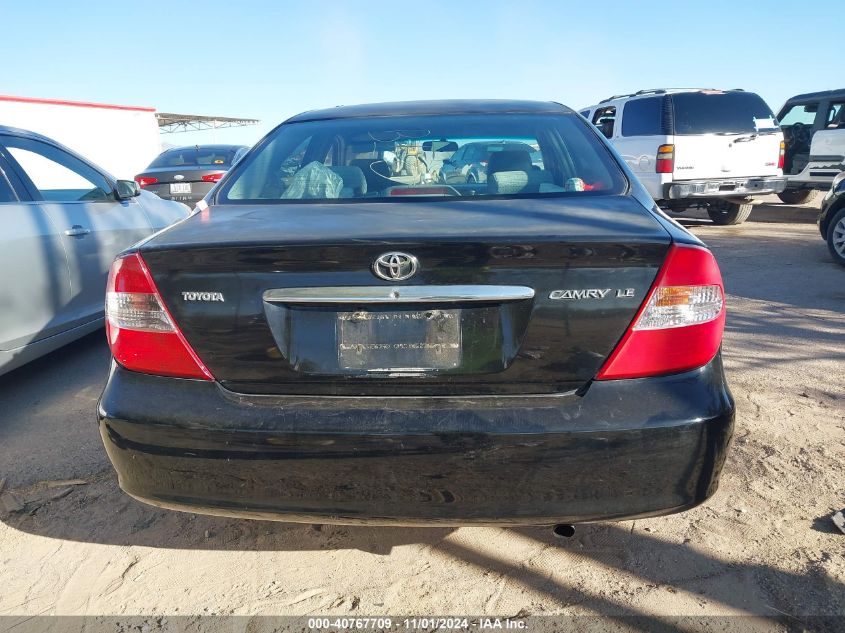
xmin=783 ymin=88 xmax=845 ymax=103
xmin=164 ymin=144 xmax=248 ymax=152
xmin=583 ymin=88 xmax=749 ymax=110
xmin=286 ymin=100 xmax=572 ymax=123
xmin=0 ymin=124 xmax=64 ymax=144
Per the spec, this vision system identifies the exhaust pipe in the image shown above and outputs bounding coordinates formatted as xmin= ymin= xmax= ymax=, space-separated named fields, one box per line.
xmin=552 ymin=524 xmax=576 ymax=538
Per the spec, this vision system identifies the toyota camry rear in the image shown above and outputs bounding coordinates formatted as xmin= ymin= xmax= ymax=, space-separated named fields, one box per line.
xmin=99 ymin=100 xmax=735 ymax=525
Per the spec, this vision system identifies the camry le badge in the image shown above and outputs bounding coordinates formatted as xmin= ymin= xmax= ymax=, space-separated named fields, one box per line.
xmin=550 ymin=288 xmax=635 ymax=300
xmin=373 ymin=252 xmax=418 ymax=281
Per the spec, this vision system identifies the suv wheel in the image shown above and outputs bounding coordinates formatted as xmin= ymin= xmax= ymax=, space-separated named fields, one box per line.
xmin=707 ymin=201 xmax=753 ymax=225
xmin=778 ymin=189 xmax=818 ymax=205
xmin=827 ymin=207 xmax=845 ymax=267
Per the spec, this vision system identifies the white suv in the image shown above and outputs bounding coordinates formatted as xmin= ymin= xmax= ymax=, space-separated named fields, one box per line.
xmin=580 ymin=89 xmax=786 ymax=225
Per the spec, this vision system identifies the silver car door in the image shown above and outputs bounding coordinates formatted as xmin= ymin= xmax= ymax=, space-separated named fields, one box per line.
xmin=0 ymin=151 xmax=73 ymax=353
xmin=1 ymin=135 xmax=154 ymax=324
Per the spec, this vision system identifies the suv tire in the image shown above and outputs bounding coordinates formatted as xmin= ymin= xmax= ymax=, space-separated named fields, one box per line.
xmin=707 ymin=201 xmax=753 ymax=225
xmin=826 ymin=207 xmax=845 ymax=268
xmin=778 ymin=189 xmax=818 ymax=205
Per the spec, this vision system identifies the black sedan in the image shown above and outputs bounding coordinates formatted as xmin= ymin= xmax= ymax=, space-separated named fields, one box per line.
xmin=134 ymin=144 xmax=248 ymax=205
xmin=819 ymin=172 xmax=845 ymax=266
xmin=99 ymin=100 xmax=735 ymax=526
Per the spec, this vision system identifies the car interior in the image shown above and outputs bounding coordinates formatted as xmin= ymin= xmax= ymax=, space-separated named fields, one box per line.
xmin=777 ymin=102 xmax=845 ymax=175
xmin=226 ymin=125 xmax=617 ymax=202
xmin=592 ymin=107 xmax=616 ymax=139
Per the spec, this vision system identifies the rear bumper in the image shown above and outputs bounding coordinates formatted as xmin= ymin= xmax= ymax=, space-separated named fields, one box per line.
xmin=666 ymin=176 xmax=786 ymax=199
xmin=98 ymin=357 xmax=735 ymax=525
xmin=144 ymin=182 xmax=214 ymax=205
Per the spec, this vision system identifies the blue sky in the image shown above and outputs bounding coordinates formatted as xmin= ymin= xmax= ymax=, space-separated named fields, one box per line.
xmin=1 ymin=1 xmax=834 ymax=147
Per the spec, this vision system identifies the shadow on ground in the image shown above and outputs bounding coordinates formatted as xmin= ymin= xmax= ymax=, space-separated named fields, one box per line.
xmin=2 ymin=477 xmax=843 ymax=630
xmin=674 ymin=199 xmax=821 ymax=228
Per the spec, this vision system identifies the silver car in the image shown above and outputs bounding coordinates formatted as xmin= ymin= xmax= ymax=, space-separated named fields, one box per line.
xmin=0 ymin=125 xmax=189 ymax=376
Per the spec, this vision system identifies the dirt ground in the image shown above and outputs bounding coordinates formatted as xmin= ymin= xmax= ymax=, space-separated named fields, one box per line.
xmin=1 ymin=198 xmax=843 ymax=630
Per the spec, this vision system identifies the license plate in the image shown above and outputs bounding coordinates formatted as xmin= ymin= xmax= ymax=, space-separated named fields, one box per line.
xmin=337 ymin=309 xmax=461 ymax=371
xmin=170 ymin=183 xmax=191 ymax=194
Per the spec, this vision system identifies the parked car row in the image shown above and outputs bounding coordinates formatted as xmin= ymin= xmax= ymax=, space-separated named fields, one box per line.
xmin=3 ymin=89 xmax=841 ymax=531
xmin=4 ymin=86 xmax=843 ymax=380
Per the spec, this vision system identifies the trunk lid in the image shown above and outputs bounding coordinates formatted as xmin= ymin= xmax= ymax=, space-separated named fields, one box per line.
xmin=140 ymin=197 xmax=671 ymax=395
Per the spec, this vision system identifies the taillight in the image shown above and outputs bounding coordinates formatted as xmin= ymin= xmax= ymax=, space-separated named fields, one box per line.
xmin=596 ymin=244 xmax=725 ymax=380
xmin=778 ymin=141 xmax=785 ymax=170
xmin=105 ymin=253 xmax=214 ymax=380
xmin=655 ymin=144 xmax=674 ymax=174
xmin=201 ymin=172 xmax=225 ymax=183
xmin=135 ymin=176 xmax=158 ymax=188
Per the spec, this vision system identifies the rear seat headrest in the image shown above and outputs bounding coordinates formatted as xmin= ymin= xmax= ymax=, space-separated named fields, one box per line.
xmin=486 ymin=150 xmax=532 ymax=176
xmin=488 ymin=170 xmax=553 ymax=195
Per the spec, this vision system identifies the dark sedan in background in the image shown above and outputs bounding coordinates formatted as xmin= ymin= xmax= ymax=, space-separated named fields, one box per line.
xmin=819 ymin=171 xmax=845 ymax=266
xmin=100 ymin=100 xmax=734 ymax=527
xmin=134 ymin=144 xmax=248 ymax=205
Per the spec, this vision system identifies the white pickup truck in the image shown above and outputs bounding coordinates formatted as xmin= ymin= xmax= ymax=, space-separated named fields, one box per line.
xmin=776 ymin=89 xmax=845 ymax=204
xmin=580 ymin=89 xmax=786 ymax=225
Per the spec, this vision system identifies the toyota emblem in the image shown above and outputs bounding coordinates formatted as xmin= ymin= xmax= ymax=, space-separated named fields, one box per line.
xmin=373 ymin=252 xmax=418 ymax=281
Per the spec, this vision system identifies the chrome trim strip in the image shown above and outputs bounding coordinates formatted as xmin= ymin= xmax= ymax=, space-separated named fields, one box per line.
xmin=263 ymin=285 xmax=535 ymax=304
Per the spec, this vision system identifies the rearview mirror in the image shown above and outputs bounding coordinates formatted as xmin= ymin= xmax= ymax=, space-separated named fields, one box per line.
xmin=115 ymin=180 xmax=141 ymax=200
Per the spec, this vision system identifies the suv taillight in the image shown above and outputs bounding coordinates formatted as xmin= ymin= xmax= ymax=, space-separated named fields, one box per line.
xmin=656 ymin=144 xmax=674 ymax=173
xmin=105 ymin=253 xmax=214 ymax=380
xmin=778 ymin=141 xmax=785 ymax=170
xmin=596 ymin=244 xmax=725 ymax=380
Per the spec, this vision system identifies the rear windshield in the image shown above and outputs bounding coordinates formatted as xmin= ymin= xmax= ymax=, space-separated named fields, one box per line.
xmin=149 ymin=147 xmax=242 ymax=168
xmin=671 ymin=92 xmax=778 ymax=135
xmin=218 ymin=113 xmax=626 ymax=203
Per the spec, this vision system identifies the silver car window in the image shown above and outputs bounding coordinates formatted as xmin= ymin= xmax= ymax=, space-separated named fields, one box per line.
xmin=2 ymin=137 xmax=113 ymax=202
